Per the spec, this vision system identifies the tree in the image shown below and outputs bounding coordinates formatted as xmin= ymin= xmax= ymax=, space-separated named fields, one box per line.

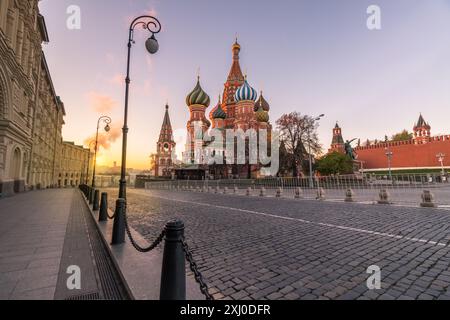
xmin=316 ymin=152 xmax=353 ymax=176
xmin=277 ymin=140 xmax=292 ymax=176
xmin=391 ymin=130 xmax=413 ymax=142
xmin=276 ymin=112 xmax=322 ymax=177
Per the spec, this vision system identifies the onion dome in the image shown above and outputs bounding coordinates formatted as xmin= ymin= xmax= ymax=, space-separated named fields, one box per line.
xmin=255 ymin=105 xmax=269 ymax=123
xmin=232 ymin=38 xmax=241 ymax=51
xmin=254 ymin=91 xmax=270 ymax=112
xmin=212 ymin=96 xmax=226 ymax=119
xmin=235 ymin=76 xmax=258 ymax=103
xmin=186 ymin=77 xmax=210 ymax=107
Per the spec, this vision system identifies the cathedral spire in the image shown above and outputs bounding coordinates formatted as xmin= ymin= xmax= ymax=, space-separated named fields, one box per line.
xmin=158 ymin=104 xmax=174 ymax=143
xmin=228 ymin=39 xmax=244 ymax=82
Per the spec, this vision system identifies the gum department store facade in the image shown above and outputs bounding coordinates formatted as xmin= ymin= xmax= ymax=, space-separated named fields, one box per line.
xmin=0 ymin=1 xmax=91 ymax=196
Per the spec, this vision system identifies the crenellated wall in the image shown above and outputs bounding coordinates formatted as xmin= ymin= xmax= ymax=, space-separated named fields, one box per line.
xmin=355 ymin=137 xmax=450 ymax=169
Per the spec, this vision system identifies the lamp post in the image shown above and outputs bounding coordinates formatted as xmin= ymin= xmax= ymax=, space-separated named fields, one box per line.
xmin=113 ymin=15 xmax=161 ymax=243
xmin=85 ymin=141 xmax=96 ymax=185
xmin=436 ymin=153 xmax=446 ymax=175
xmin=308 ymin=114 xmax=325 ymax=188
xmin=92 ymin=116 xmax=112 ymax=188
xmin=385 ymin=146 xmax=393 ymax=180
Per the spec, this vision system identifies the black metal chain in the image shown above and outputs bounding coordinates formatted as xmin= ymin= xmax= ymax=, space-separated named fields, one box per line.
xmin=107 ymin=211 xmax=115 ymax=220
xmin=122 ymin=203 xmax=166 ymax=253
xmin=181 ymin=237 xmax=214 ymax=300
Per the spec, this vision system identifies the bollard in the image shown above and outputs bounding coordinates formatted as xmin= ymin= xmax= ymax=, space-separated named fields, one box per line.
xmin=295 ymin=188 xmax=303 ymax=199
xmin=98 ymin=192 xmax=108 ymax=222
xmin=378 ymin=189 xmax=391 ymax=204
xmin=345 ymin=188 xmax=355 ymax=202
xmin=420 ymin=190 xmax=437 ymax=208
xmin=111 ymin=198 xmax=126 ymax=245
xmin=160 ymin=220 xmax=186 ymax=300
xmin=93 ymin=189 xmax=100 ymax=211
xmin=208 ymin=186 xmax=213 ymax=193
xmin=215 ymin=186 xmax=220 ymax=194
xmin=89 ymin=187 xmax=94 ymax=205
xmin=259 ymin=187 xmax=266 ymax=197
xmin=202 ymin=186 xmax=207 ymax=193
xmin=223 ymin=187 xmax=228 ymax=194
xmin=246 ymin=187 xmax=252 ymax=196
xmin=234 ymin=186 xmax=238 ymax=194
xmin=316 ymin=188 xmax=325 ymax=200
xmin=276 ymin=187 xmax=283 ymax=198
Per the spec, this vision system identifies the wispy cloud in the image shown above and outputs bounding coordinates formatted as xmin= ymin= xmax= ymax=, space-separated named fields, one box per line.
xmin=108 ymin=74 xmax=124 ymax=86
xmin=88 ymin=92 xmax=118 ymax=113
xmin=84 ymin=123 xmax=122 ymax=152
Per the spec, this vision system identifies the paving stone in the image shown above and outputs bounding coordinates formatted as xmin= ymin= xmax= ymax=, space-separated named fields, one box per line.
xmin=112 ymin=188 xmax=450 ymax=301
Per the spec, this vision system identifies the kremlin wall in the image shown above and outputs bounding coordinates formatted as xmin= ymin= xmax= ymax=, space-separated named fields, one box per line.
xmin=329 ymin=115 xmax=450 ymax=172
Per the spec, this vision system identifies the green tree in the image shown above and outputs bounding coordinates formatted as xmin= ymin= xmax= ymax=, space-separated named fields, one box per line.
xmin=316 ymin=152 xmax=353 ymax=176
xmin=391 ymin=130 xmax=413 ymax=141
xmin=276 ymin=112 xmax=322 ymax=177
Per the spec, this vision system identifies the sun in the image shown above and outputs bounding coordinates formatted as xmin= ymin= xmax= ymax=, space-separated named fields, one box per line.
xmin=95 ymin=155 xmax=107 ymax=166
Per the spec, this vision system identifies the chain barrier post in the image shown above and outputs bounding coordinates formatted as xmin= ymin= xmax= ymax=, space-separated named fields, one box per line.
xmin=99 ymin=192 xmax=108 ymax=222
xmin=93 ymin=189 xmax=100 ymax=211
xmin=160 ymin=220 xmax=186 ymax=300
xmin=111 ymin=198 xmax=126 ymax=245
xmin=89 ymin=187 xmax=94 ymax=205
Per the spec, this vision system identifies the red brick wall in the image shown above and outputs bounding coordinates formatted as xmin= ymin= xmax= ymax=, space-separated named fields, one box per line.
xmin=355 ymin=137 xmax=450 ymax=169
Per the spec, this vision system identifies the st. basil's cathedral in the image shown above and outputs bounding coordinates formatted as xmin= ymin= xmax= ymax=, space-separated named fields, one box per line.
xmin=154 ymin=40 xmax=272 ymax=179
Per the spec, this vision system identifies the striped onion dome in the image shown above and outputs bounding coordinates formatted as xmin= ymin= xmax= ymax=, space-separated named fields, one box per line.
xmin=254 ymin=91 xmax=270 ymax=112
xmin=212 ymin=96 xmax=226 ymax=119
xmin=255 ymin=105 xmax=269 ymax=123
xmin=186 ymin=77 xmax=210 ymax=107
xmin=235 ymin=77 xmax=257 ymax=103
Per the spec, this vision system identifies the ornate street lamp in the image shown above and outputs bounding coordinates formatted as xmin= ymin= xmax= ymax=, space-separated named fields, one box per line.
xmin=85 ymin=140 xmax=96 ymax=185
xmin=112 ymin=15 xmax=161 ymax=245
xmin=92 ymin=116 xmax=112 ymax=188
xmin=308 ymin=114 xmax=325 ymax=188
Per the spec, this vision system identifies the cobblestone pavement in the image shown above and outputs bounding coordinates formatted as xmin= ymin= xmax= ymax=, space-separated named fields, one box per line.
xmin=106 ymin=188 xmax=450 ymax=300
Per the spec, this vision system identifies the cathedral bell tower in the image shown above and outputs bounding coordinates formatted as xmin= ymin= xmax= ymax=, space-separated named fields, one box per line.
xmin=223 ymin=39 xmax=245 ymax=127
xmin=154 ymin=104 xmax=176 ymax=177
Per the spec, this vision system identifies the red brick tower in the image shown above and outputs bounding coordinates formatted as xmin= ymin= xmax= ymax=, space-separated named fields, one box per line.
xmin=413 ymin=114 xmax=431 ymax=144
xmin=329 ymin=122 xmax=345 ymax=153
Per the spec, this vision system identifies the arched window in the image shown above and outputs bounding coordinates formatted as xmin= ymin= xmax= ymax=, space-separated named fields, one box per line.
xmin=10 ymin=148 xmax=21 ymax=179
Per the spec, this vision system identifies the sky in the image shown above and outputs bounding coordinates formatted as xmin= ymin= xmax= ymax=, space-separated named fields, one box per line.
xmin=39 ymin=0 xmax=450 ymax=169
